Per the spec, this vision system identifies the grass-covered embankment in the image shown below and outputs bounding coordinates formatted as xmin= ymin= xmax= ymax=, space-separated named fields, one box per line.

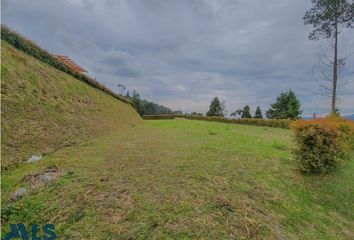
xmin=1 ymin=25 xmax=132 ymax=105
xmin=1 ymin=41 xmax=141 ymax=169
xmin=2 ymin=120 xmax=353 ymax=239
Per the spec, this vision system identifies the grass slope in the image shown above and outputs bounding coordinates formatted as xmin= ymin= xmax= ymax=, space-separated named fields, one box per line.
xmin=1 ymin=41 xmax=141 ymax=169
xmin=2 ymin=120 xmax=353 ymax=239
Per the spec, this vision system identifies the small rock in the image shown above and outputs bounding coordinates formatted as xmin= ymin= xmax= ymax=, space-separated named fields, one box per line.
xmin=26 ymin=155 xmax=42 ymax=163
xmin=40 ymin=174 xmax=54 ymax=183
xmin=11 ymin=187 xmax=27 ymax=201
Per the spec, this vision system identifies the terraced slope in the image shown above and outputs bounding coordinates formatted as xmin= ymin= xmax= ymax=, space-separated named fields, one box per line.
xmin=1 ymin=41 xmax=141 ymax=169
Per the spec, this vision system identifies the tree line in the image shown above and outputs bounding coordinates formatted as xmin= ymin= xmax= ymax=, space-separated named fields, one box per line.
xmin=124 ymin=90 xmax=182 ymax=117
xmin=206 ymin=89 xmax=302 ymax=119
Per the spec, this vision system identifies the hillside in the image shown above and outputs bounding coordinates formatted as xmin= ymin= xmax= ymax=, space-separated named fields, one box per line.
xmin=1 ymin=41 xmax=141 ymax=169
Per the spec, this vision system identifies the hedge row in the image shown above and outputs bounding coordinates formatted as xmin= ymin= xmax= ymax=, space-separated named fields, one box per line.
xmin=291 ymin=117 xmax=354 ymax=173
xmin=1 ymin=25 xmax=133 ymax=107
xmin=143 ymin=115 xmax=292 ymax=129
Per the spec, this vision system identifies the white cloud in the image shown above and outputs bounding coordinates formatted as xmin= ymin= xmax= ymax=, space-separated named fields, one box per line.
xmin=3 ymin=0 xmax=353 ymax=115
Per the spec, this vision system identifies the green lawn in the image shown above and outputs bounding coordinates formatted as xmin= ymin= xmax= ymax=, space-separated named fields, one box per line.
xmin=1 ymin=119 xmax=353 ymax=239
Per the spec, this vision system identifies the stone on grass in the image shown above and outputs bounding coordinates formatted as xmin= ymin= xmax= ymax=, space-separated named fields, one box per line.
xmin=26 ymin=155 xmax=42 ymax=163
xmin=11 ymin=187 xmax=27 ymax=202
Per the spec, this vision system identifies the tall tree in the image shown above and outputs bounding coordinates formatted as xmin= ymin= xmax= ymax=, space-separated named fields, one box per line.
xmin=304 ymin=0 xmax=354 ymax=114
xmin=242 ymin=105 xmax=252 ymax=118
xmin=231 ymin=105 xmax=252 ymax=118
xmin=254 ymin=106 xmax=263 ymax=118
xmin=206 ymin=97 xmax=225 ymax=117
xmin=128 ymin=90 xmax=174 ymax=116
xmin=266 ymin=90 xmax=302 ymax=119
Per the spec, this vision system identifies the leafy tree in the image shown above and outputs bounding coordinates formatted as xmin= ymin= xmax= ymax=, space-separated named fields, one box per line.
xmin=191 ymin=112 xmax=204 ymax=116
xmin=242 ymin=105 xmax=252 ymax=118
xmin=231 ymin=105 xmax=252 ymax=118
xmin=206 ymin=97 xmax=225 ymax=117
xmin=128 ymin=90 xmax=174 ymax=116
xmin=304 ymin=0 xmax=354 ymax=114
xmin=266 ymin=90 xmax=302 ymax=119
xmin=254 ymin=106 xmax=263 ymax=118
xmin=231 ymin=109 xmax=242 ymax=117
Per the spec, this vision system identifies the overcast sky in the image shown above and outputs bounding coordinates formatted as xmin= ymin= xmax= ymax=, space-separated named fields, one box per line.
xmin=2 ymin=0 xmax=353 ymax=115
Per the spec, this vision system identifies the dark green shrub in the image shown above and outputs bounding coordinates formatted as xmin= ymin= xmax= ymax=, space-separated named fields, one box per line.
xmin=291 ymin=118 xmax=353 ymax=173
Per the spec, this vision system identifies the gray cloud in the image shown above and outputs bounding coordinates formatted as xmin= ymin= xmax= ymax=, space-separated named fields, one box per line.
xmin=2 ymin=0 xmax=354 ymax=115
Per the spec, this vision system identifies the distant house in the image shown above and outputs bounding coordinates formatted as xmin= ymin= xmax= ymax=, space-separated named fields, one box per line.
xmin=54 ymin=55 xmax=87 ymax=74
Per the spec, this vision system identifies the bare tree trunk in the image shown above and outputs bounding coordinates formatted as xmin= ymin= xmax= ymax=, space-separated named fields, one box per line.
xmin=331 ymin=22 xmax=338 ymax=114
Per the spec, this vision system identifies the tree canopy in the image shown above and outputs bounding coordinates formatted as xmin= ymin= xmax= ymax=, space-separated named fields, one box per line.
xmin=304 ymin=0 xmax=353 ymax=114
xmin=127 ymin=90 xmax=177 ymax=117
xmin=254 ymin=106 xmax=263 ymax=119
xmin=266 ymin=90 xmax=302 ymax=119
xmin=231 ymin=105 xmax=252 ymax=118
xmin=304 ymin=0 xmax=353 ymax=41
xmin=206 ymin=97 xmax=225 ymax=117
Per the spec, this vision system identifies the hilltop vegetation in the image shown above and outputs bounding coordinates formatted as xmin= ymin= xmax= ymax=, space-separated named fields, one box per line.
xmin=1 ymin=25 xmax=132 ymax=105
xmin=126 ymin=90 xmax=181 ymax=117
xmin=1 ymin=41 xmax=140 ymax=169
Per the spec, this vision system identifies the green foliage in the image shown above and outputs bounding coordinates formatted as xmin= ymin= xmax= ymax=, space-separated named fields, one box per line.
xmin=255 ymin=106 xmax=263 ymax=119
xmin=242 ymin=105 xmax=252 ymax=118
xmin=266 ymin=89 xmax=302 ymax=119
xmin=128 ymin=90 xmax=175 ymax=117
xmin=303 ymin=0 xmax=354 ymax=41
xmin=291 ymin=118 xmax=353 ymax=173
xmin=206 ymin=97 xmax=225 ymax=117
xmin=0 ymin=25 xmax=133 ymax=106
xmin=231 ymin=105 xmax=252 ymax=118
xmin=272 ymin=140 xmax=288 ymax=151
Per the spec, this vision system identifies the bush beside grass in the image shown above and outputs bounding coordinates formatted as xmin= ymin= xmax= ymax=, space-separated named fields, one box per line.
xmin=143 ymin=115 xmax=292 ymax=129
xmin=291 ymin=117 xmax=354 ymax=173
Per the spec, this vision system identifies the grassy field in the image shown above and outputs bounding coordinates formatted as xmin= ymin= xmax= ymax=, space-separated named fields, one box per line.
xmin=1 ymin=119 xmax=353 ymax=239
xmin=1 ymin=41 xmax=140 ymax=169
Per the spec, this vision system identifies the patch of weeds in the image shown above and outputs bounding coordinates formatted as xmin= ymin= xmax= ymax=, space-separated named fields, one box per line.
xmin=1 ymin=203 xmax=17 ymax=222
xmin=3 ymin=196 xmax=46 ymax=225
xmin=55 ymin=171 xmax=75 ymax=187
xmin=272 ymin=141 xmax=288 ymax=151
xmin=68 ymin=206 xmax=85 ymax=224
xmin=208 ymin=129 xmax=217 ymax=135
xmin=214 ymin=196 xmax=234 ymax=212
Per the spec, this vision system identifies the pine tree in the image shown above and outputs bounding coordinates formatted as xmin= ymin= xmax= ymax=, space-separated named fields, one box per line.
xmin=242 ymin=105 xmax=252 ymax=118
xmin=206 ymin=97 xmax=224 ymax=117
xmin=304 ymin=0 xmax=354 ymax=114
xmin=254 ymin=106 xmax=263 ymax=118
xmin=266 ymin=89 xmax=302 ymax=119
xmin=231 ymin=105 xmax=252 ymax=118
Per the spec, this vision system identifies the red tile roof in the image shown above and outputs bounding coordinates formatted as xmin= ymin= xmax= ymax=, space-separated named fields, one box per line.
xmin=55 ymin=55 xmax=87 ymax=73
